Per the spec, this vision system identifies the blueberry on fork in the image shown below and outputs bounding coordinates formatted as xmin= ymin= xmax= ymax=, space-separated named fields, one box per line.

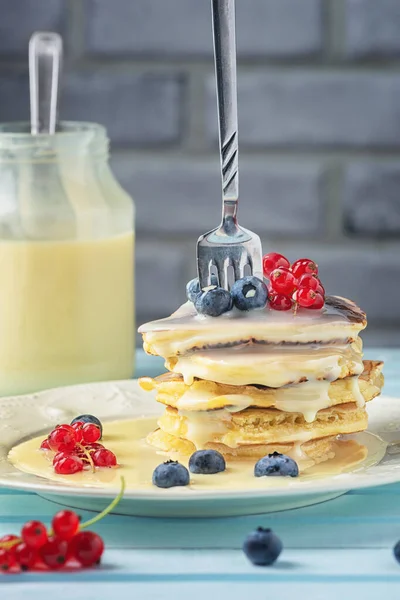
xmin=231 ymin=276 xmax=268 ymax=311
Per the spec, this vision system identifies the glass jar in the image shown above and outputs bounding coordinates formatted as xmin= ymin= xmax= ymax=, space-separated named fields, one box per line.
xmin=0 ymin=122 xmax=135 ymax=396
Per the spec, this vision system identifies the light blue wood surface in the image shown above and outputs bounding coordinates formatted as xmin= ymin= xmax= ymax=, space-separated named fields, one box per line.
xmin=1 ymin=348 xmax=400 ymax=598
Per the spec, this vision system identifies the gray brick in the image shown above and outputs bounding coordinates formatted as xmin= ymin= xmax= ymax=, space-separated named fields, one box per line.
xmin=85 ymin=0 xmax=322 ymax=57
xmin=112 ymin=156 xmax=324 ymax=237
xmin=263 ymin=243 xmax=400 ymax=324
xmin=344 ymin=162 xmax=400 ymax=235
xmin=62 ymin=72 xmax=184 ymax=146
xmin=0 ymin=0 xmax=65 ymax=55
xmin=136 ymin=242 xmax=188 ymax=321
xmin=345 ymin=0 xmax=400 ymax=57
xmin=206 ymin=71 xmax=400 ymax=148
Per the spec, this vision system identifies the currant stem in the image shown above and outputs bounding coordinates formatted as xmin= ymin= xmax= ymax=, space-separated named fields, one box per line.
xmin=79 ymin=476 xmax=126 ymax=530
xmin=77 ymin=442 xmax=95 ymax=473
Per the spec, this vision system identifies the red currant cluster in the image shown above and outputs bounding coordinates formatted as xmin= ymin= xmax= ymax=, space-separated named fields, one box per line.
xmin=41 ymin=421 xmax=118 ymax=475
xmin=263 ymin=253 xmax=325 ymax=311
xmin=0 ymin=511 xmax=104 ymax=573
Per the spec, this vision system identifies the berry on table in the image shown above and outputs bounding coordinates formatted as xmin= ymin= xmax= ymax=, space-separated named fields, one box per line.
xmin=81 ymin=423 xmax=101 ymax=444
xmin=92 ymin=448 xmax=117 ymax=467
xmin=71 ymin=414 xmax=103 ymax=438
xmin=293 ymin=288 xmax=317 ymax=308
xmin=262 ymin=253 xmax=290 ymax=278
xmin=39 ymin=537 xmax=68 ymax=570
xmin=54 ymin=455 xmax=84 ymax=475
xmin=269 ymin=293 xmax=292 ymax=311
xmin=51 ymin=510 xmax=80 ymax=541
xmin=0 ymin=477 xmax=124 ymax=574
xmin=186 ymin=275 xmax=218 ymax=303
xmin=21 ymin=520 xmax=48 ymax=550
xmin=14 ymin=543 xmax=39 ymax=571
xmin=0 ymin=534 xmax=19 ymax=557
xmin=69 ymin=531 xmax=104 ymax=567
xmin=0 ymin=548 xmax=15 ymax=572
xmin=48 ymin=425 xmax=77 ymax=453
xmin=291 ymin=258 xmax=318 ymax=279
xmin=254 ymin=452 xmax=299 ymax=478
xmin=189 ymin=449 xmax=226 ymax=474
xmin=270 ymin=267 xmax=297 ymax=296
xmin=243 ymin=527 xmax=283 ymax=566
xmin=195 ymin=287 xmax=233 ymax=317
xmin=231 ymin=276 xmax=268 ymax=311
xmin=394 ymin=540 xmax=400 ymax=564
xmin=152 ymin=460 xmax=190 ymax=488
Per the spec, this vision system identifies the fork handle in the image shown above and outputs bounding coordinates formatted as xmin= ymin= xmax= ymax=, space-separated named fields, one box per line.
xmin=211 ymin=0 xmax=239 ymax=223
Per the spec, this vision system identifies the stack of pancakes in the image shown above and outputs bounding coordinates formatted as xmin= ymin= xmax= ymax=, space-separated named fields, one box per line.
xmin=139 ymin=296 xmax=383 ymax=466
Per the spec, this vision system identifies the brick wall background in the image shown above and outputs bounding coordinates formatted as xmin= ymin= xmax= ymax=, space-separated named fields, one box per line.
xmin=1 ymin=0 xmax=400 ymax=346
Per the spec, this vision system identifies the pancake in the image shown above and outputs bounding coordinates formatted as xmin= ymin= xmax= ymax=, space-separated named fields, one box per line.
xmin=147 ymin=428 xmax=339 ymax=463
xmin=165 ymin=342 xmax=363 ymax=387
xmin=139 ymin=296 xmax=367 ymax=358
xmin=139 ymin=360 xmax=383 ymax=414
xmin=156 ymin=402 xmax=367 ymax=450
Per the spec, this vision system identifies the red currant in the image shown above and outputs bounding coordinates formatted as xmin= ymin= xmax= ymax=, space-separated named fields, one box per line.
xmin=291 ymin=258 xmax=318 ymax=279
xmin=269 ymin=293 xmax=292 ymax=311
xmin=54 ymin=455 xmax=84 ymax=475
xmin=71 ymin=422 xmax=84 ymax=444
xmin=53 ymin=451 xmax=71 ymax=465
xmin=52 ymin=510 xmax=80 ymax=541
xmin=0 ymin=534 xmax=19 ymax=557
xmin=85 ymin=443 xmax=104 ymax=451
xmin=298 ymin=273 xmax=319 ymax=291
xmin=293 ymin=288 xmax=317 ymax=308
xmin=69 ymin=531 xmax=104 ymax=567
xmin=40 ymin=439 xmax=50 ymax=450
xmin=92 ymin=449 xmax=117 ymax=468
xmin=270 ymin=267 xmax=297 ymax=295
xmin=262 ymin=252 xmax=290 ymax=278
xmin=316 ymin=283 xmax=325 ymax=296
xmin=21 ymin=520 xmax=48 ymax=550
xmin=309 ymin=292 xmax=325 ymax=309
xmin=39 ymin=537 xmax=68 ymax=570
xmin=14 ymin=542 xmax=39 ymax=571
xmin=48 ymin=425 xmax=77 ymax=453
xmin=81 ymin=423 xmax=101 ymax=444
xmin=0 ymin=548 xmax=16 ymax=572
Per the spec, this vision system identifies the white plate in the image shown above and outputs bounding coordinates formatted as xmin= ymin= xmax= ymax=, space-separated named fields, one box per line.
xmin=0 ymin=381 xmax=397 ymax=517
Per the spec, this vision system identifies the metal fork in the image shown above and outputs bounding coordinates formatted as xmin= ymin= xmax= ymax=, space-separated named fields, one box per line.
xmin=196 ymin=0 xmax=263 ymax=291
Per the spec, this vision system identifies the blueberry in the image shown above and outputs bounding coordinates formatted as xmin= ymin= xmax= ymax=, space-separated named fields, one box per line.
xmin=394 ymin=541 xmax=400 ymax=564
xmin=243 ymin=527 xmax=283 ymax=566
xmin=152 ymin=460 xmax=190 ymax=488
xmin=254 ymin=452 xmax=299 ymax=478
xmin=71 ymin=414 xmax=103 ymax=438
xmin=186 ymin=275 xmax=218 ymax=303
xmin=195 ymin=287 xmax=233 ymax=317
xmin=189 ymin=449 xmax=226 ymax=474
xmin=231 ymin=276 xmax=268 ymax=311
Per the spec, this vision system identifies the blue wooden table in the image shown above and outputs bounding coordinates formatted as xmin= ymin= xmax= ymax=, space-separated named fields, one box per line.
xmin=2 ymin=348 xmax=400 ymax=599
